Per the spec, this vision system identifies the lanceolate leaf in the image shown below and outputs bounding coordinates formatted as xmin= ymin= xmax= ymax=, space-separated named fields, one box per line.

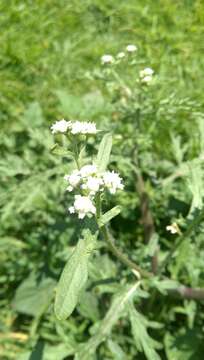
xmin=98 ymin=206 xmax=121 ymax=228
xmin=75 ymin=283 xmax=140 ymax=360
xmin=54 ymin=229 xmax=97 ymax=320
xmin=96 ymin=133 xmax=112 ymax=172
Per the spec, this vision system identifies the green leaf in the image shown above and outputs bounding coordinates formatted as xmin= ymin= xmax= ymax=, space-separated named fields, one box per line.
xmin=54 ymin=228 xmax=96 ymax=320
xmin=12 ymin=275 xmax=56 ymax=317
xmin=151 ymin=278 xmax=179 ymax=295
xmin=187 ymin=164 xmax=204 ymax=215
xmin=107 ymin=339 xmax=126 ymax=360
xmin=51 ymin=143 xmax=73 ymax=158
xmin=164 ymin=328 xmax=204 ymax=360
xmin=78 ymin=291 xmax=100 ymax=322
xmin=96 ymin=133 xmax=112 ymax=172
xmin=129 ymin=304 xmax=161 ymax=360
xmin=98 ymin=206 xmax=121 ymax=227
xmin=75 ymin=283 xmax=140 ymax=360
xmin=19 ymin=342 xmax=75 ymax=360
xmin=56 ymin=90 xmax=83 ymax=118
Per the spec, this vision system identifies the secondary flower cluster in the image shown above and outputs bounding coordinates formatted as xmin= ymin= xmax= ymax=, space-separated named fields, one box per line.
xmin=64 ymin=164 xmax=124 ymax=219
xmin=51 ymin=119 xmax=97 ymax=135
xmin=139 ymin=67 xmax=154 ymax=84
xmin=101 ymin=44 xmax=137 ymax=65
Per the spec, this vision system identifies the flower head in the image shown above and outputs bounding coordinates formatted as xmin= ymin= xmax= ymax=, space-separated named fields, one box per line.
xmin=64 ymin=170 xmax=81 ymax=191
xmin=126 ymin=44 xmax=137 ymax=53
xmin=117 ymin=52 xmax=126 ymax=59
xmin=139 ymin=68 xmax=154 ymax=85
xmin=166 ymin=223 xmax=179 ymax=234
xmin=139 ymin=68 xmax=154 ymax=78
xmin=71 ymin=121 xmax=97 ymax=135
xmin=51 ymin=119 xmax=71 ymax=134
xmin=80 ymin=164 xmax=97 ymax=178
xmin=103 ymin=171 xmax=124 ymax=194
xmin=82 ymin=176 xmax=103 ymax=195
xmin=141 ymin=75 xmax=153 ymax=84
xmin=101 ymin=54 xmax=114 ymax=65
xmin=69 ymin=195 xmax=96 ymax=219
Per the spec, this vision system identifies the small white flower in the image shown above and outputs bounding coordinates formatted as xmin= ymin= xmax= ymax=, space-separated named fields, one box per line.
xmin=101 ymin=54 xmax=114 ymax=65
xmin=69 ymin=195 xmax=96 ymax=219
xmin=80 ymin=165 xmax=97 ymax=178
xmin=51 ymin=119 xmax=71 ymax=134
xmin=126 ymin=44 xmax=137 ymax=53
xmin=141 ymin=75 xmax=153 ymax=84
xmin=103 ymin=171 xmax=124 ymax=194
xmin=64 ymin=170 xmax=81 ymax=188
xmin=82 ymin=176 xmax=103 ymax=194
xmin=117 ymin=52 xmax=125 ymax=59
xmin=166 ymin=223 xmax=179 ymax=234
xmin=68 ymin=206 xmax=75 ymax=214
xmin=66 ymin=185 xmax=74 ymax=192
xmin=139 ymin=67 xmax=154 ymax=78
xmin=71 ymin=121 xmax=97 ymax=135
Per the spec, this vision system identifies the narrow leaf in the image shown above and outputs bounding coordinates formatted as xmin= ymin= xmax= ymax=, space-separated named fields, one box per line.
xmin=98 ymin=206 xmax=121 ymax=228
xmin=96 ymin=133 xmax=112 ymax=172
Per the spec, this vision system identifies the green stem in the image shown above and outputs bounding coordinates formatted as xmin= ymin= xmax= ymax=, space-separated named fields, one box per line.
xmin=72 ymin=138 xmax=80 ymax=170
xmin=101 ymin=226 xmax=152 ymax=278
xmin=95 ymin=193 xmax=101 ymax=220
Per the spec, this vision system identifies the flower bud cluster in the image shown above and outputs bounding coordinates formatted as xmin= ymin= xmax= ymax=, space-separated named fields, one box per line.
xmin=64 ymin=164 xmax=124 ymax=219
xmin=51 ymin=119 xmax=97 ymax=135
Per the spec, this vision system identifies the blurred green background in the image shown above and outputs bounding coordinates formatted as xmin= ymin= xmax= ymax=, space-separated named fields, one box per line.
xmin=1 ymin=1 xmax=204 ymax=359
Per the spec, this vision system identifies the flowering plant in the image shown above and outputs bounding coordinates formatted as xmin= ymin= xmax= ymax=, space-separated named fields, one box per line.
xmin=47 ymin=46 xmax=204 ymax=359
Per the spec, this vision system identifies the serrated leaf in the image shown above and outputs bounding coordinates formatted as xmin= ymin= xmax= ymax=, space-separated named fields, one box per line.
xmin=75 ymin=283 xmax=140 ymax=360
xmin=54 ymin=229 xmax=96 ymax=320
xmin=98 ymin=206 xmax=121 ymax=227
xmin=129 ymin=304 xmax=161 ymax=360
xmin=96 ymin=133 xmax=112 ymax=172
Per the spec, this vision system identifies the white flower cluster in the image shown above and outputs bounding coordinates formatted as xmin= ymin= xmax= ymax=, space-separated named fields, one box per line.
xmin=51 ymin=119 xmax=97 ymax=135
xmin=126 ymin=44 xmax=137 ymax=53
xmin=69 ymin=195 xmax=96 ymax=219
xmin=64 ymin=164 xmax=124 ymax=218
xmin=166 ymin=223 xmax=179 ymax=234
xmin=139 ymin=67 xmax=154 ymax=84
xmin=101 ymin=44 xmax=137 ymax=65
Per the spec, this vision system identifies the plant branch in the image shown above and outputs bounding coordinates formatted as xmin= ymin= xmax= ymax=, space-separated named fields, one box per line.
xmin=101 ymin=226 xmax=204 ymax=301
xmin=101 ymin=226 xmax=152 ymax=278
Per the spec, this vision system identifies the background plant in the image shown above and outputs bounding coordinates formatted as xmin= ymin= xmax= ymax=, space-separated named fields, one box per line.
xmin=1 ymin=1 xmax=204 ymax=359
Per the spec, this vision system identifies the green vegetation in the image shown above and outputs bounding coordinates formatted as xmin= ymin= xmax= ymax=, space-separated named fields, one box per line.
xmin=1 ymin=1 xmax=204 ymax=359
